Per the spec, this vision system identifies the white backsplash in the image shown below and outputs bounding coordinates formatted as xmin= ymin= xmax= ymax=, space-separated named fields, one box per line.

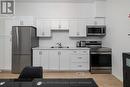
xmin=39 ymin=31 xmax=102 ymax=48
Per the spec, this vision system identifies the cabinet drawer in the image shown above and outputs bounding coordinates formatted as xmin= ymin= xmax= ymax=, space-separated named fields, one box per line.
xmin=70 ymin=63 xmax=89 ymax=70
xmin=71 ymin=50 xmax=89 ymax=55
xmin=70 ymin=54 xmax=88 ymax=63
xmin=80 ymin=50 xmax=89 ymax=54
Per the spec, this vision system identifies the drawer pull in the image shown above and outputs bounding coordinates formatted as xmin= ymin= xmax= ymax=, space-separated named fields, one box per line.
xmin=42 ymin=32 xmax=44 ymax=35
xmin=73 ymin=51 xmax=77 ymax=53
xmin=78 ymin=65 xmax=82 ymax=67
xmin=39 ymin=51 xmax=42 ymax=55
xmin=82 ymin=51 xmax=87 ymax=53
xmin=78 ymin=57 xmax=82 ymax=59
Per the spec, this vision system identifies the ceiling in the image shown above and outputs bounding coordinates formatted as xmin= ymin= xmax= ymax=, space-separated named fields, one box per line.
xmin=15 ymin=0 xmax=97 ymax=3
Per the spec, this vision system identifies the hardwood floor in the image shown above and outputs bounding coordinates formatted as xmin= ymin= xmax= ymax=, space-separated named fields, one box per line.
xmin=0 ymin=71 xmax=123 ymax=87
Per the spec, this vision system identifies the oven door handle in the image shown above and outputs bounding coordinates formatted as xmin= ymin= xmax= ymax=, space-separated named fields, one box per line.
xmin=91 ymin=52 xmax=111 ymax=54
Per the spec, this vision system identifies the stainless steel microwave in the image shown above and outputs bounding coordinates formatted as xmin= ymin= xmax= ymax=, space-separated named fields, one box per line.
xmin=86 ymin=25 xmax=106 ymax=36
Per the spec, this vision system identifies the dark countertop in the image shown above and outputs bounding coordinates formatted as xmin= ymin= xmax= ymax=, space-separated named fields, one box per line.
xmin=0 ymin=78 xmax=98 ymax=87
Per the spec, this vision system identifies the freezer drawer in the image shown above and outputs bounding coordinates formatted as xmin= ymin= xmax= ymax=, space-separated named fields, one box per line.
xmin=12 ymin=54 xmax=32 ymax=73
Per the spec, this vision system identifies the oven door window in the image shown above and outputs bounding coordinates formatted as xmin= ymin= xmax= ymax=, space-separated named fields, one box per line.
xmin=91 ymin=54 xmax=112 ymax=67
xmin=87 ymin=28 xmax=102 ymax=34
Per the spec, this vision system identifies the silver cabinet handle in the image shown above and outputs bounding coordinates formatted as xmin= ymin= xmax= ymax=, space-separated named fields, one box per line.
xmin=83 ymin=51 xmax=87 ymax=53
xmin=78 ymin=65 xmax=82 ymax=67
xmin=78 ymin=57 xmax=82 ymax=59
xmin=73 ymin=51 xmax=77 ymax=53
xmin=59 ymin=25 xmax=61 ymax=29
xmin=20 ymin=20 xmax=24 ymax=25
xmin=77 ymin=32 xmax=80 ymax=35
xmin=42 ymin=32 xmax=44 ymax=35
xmin=39 ymin=51 xmax=42 ymax=55
xmin=58 ymin=51 xmax=61 ymax=55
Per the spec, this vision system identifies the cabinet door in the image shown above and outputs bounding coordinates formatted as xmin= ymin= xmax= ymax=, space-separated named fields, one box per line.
xmin=36 ymin=20 xmax=51 ymax=37
xmin=41 ymin=50 xmax=49 ymax=70
xmin=49 ymin=50 xmax=60 ymax=70
xmin=33 ymin=50 xmax=41 ymax=66
xmin=51 ymin=20 xmax=69 ymax=30
xmin=15 ymin=16 xmax=34 ymax=26
xmin=60 ymin=20 xmax=69 ymax=30
xmin=69 ymin=20 xmax=78 ymax=37
xmin=69 ymin=20 xmax=87 ymax=37
xmin=77 ymin=20 xmax=87 ymax=37
xmin=94 ymin=18 xmax=105 ymax=25
xmin=51 ymin=20 xmax=59 ymax=30
xmin=60 ymin=50 xmax=70 ymax=70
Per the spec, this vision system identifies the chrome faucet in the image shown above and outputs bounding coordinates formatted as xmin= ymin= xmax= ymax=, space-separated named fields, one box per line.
xmin=56 ymin=43 xmax=62 ymax=48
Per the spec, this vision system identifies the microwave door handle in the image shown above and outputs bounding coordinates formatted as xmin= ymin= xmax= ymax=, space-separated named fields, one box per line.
xmin=102 ymin=28 xmax=104 ymax=34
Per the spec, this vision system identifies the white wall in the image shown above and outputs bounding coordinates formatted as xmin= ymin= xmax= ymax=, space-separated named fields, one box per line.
xmin=0 ymin=19 xmax=12 ymax=71
xmin=15 ymin=2 xmax=95 ymax=18
xmin=103 ymin=0 xmax=130 ymax=81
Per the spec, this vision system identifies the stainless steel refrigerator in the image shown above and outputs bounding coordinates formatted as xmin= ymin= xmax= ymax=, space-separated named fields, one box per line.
xmin=12 ymin=26 xmax=39 ymax=73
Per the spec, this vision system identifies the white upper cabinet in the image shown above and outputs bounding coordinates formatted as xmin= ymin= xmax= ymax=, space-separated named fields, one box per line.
xmin=36 ymin=19 xmax=51 ymax=37
xmin=94 ymin=0 xmax=106 ymax=17
xmin=69 ymin=19 xmax=87 ymax=37
xmin=51 ymin=20 xmax=69 ymax=30
xmin=94 ymin=18 xmax=105 ymax=25
xmin=13 ymin=16 xmax=34 ymax=26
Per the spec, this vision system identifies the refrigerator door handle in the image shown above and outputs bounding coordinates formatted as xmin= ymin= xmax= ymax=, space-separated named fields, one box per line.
xmin=16 ymin=27 xmax=19 ymax=48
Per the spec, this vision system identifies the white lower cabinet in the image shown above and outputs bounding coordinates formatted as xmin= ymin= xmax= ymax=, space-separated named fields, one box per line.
xmin=70 ymin=54 xmax=89 ymax=70
xmin=33 ymin=50 xmax=41 ymax=66
xmin=59 ymin=50 xmax=70 ymax=70
xmin=70 ymin=50 xmax=89 ymax=71
xmin=49 ymin=50 xmax=70 ymax=71
xmin=49 ymin=50 xmax=60 ymax=70
xmin=41 ymin=51 xmax=49 ymax=70
xmin=33 ymin=49 xmax=89 ymax=71
xmin=70 ymin=63 xmax=89 ymax=71
xmin=33 ymin=50 xmax=49 ymax=70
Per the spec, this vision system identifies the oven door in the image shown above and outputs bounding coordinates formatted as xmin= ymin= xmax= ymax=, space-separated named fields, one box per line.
xmin=90 ymin=52 xmax=112 ymax=69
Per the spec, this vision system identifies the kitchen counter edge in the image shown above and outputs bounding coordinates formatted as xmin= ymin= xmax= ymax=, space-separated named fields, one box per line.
xmin=32 ymin=47 xmax=90 ymax=50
